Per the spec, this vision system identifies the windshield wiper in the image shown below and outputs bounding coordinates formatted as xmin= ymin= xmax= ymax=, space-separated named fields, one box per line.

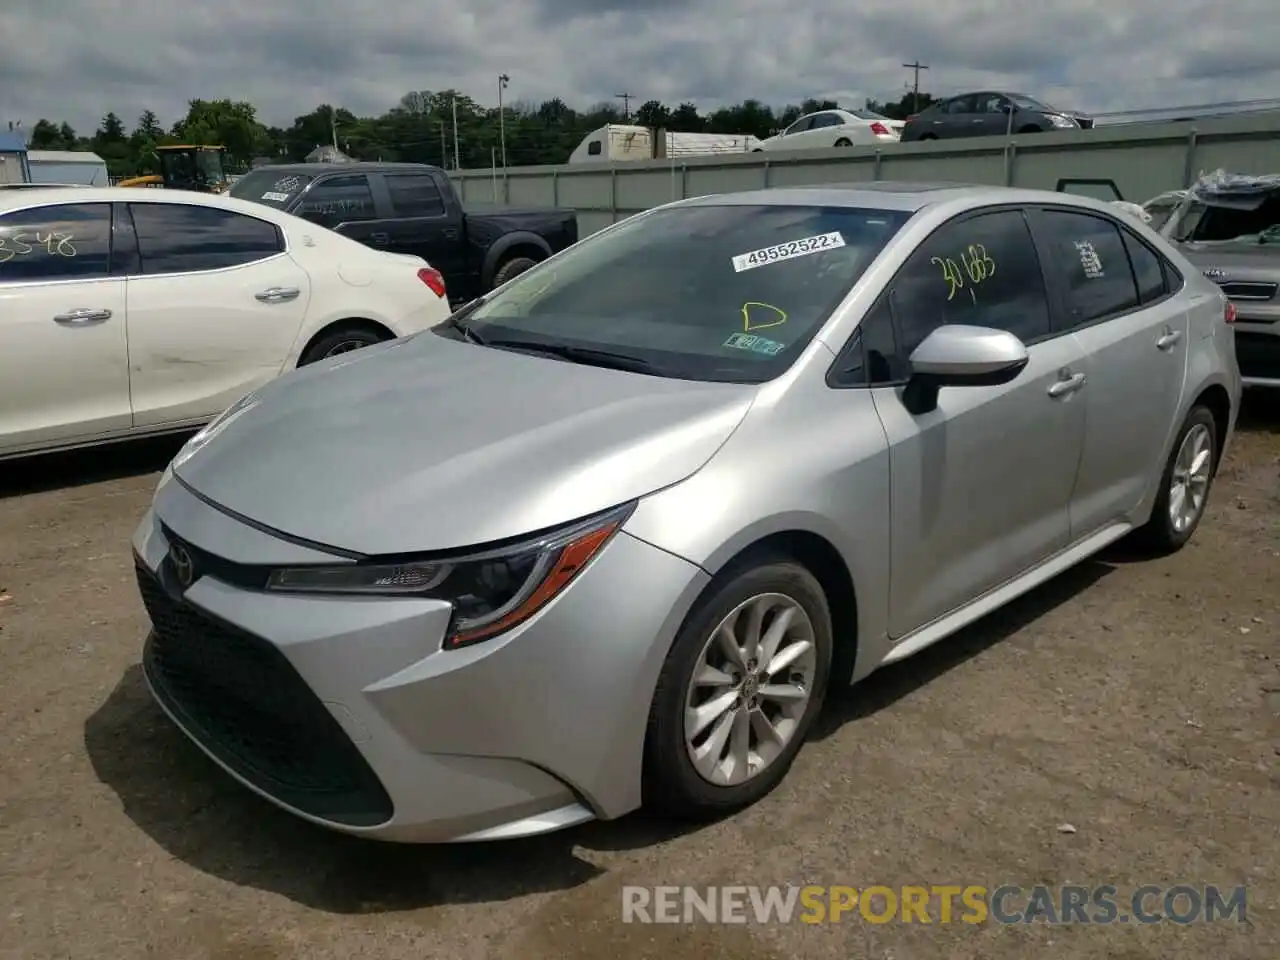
xmin=483 ymin=338 xmax=659 ymax=374
xmin=438 ymin=299 xmax=487 ymax=344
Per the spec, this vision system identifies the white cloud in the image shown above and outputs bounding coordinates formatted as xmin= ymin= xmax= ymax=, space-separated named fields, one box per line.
xmin=1 ymin=0 xmax=1277 ymax=133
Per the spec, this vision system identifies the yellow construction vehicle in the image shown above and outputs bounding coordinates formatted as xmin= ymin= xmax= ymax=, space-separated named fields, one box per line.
xmin=117 ymin=145 xmax=229 ymax=192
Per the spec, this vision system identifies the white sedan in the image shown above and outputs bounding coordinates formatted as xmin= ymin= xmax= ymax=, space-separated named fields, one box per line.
xmin=754 ymin=109 xmax=901 ymax=152
xmin=0 ymin=187 xmax=452 ymax=459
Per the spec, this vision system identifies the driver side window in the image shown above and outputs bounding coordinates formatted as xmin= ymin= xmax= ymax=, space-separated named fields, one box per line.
xmin=832 ymin=209 xmax=1052 ymax=386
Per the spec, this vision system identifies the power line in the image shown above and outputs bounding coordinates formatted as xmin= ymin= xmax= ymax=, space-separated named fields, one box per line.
xmin=902 ymin=61 xmax=929 ymax=114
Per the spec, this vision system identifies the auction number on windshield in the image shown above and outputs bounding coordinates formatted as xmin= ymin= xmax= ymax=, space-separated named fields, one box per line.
xmin=732 ymin=231 xmax=846 ymax=272
xmin=0 ymin=231 xmax=78 ymax=263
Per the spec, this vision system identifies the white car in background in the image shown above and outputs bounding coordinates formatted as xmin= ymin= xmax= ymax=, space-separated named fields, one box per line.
xmin=0 ymin=187 xmax=452 ymax=459
xmin=755 ymin=109 xmax=901 ymax=152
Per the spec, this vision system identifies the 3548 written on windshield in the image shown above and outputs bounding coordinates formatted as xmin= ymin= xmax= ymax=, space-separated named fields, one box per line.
xmin=0 ymin=232 xmax=78 ymax=263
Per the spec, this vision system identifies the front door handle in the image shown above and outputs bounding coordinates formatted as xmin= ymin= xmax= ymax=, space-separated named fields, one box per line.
xmin=255 ymin=287 xmax=301 ymax=303
xmin=368 ymin=232 xmax=390 ymax=245
xmin=1047 ymin=371 xmax=1087 ymax=397
xmin=1156 ymin=327 xmax=1182 ymax=350
xmin=53 ymin=308 xmax=112 ymax=325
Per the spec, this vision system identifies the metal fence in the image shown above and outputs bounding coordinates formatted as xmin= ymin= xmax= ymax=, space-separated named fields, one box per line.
xmin=449 ymin=111 xmax=1280 ymax=237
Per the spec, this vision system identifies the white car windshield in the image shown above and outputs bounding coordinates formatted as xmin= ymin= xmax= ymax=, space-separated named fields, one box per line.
xmin=458 ymin=204 xmax=912 ymax=383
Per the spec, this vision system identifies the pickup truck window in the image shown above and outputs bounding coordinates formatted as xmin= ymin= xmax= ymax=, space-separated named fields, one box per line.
xmin=228 ymin=170 xmax=315 ymax=209
xmin=386 ymin=174 xmax=445 ymax=218
xmin=295 ymin=175 xmax=377 ymax=227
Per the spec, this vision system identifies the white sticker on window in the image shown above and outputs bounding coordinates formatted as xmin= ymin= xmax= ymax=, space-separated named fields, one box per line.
xmin=262 ymin=191 xmax=291 ymax=201
xmin=732 ymin=231 xmax=846 ymax=272
xmin=1074 ymin=240 xmax=1104 ymax=278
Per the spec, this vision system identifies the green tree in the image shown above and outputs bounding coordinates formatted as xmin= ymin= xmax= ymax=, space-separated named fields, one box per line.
xmin=27 ymin=119 xmax=62 ymax=149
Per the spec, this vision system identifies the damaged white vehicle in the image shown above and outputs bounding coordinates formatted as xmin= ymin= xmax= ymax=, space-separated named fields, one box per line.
xmin=0 ymin=187 xmax=452 ymax=459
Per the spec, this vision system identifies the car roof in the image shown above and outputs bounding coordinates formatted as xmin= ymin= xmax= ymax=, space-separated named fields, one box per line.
xmin=241 ymin=161 xmax=444 ymax=176
xmin=672 ymin=182 xmax=1130 ymax=215
xmin=0 ymin=185 xmax=296 ymax=221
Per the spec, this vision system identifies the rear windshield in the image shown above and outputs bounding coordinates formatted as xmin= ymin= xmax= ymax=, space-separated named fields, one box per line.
xmin=228 ymin=170 xmax=315 ymax=209
xmin=464 ymin=203 xmax=912 ymax=383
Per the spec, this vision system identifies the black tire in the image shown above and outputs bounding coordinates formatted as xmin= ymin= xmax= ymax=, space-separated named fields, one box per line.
xmin=833 ymin=138 xmax=852 ymax=147
xmin=1017 ymin=124 xmax=1042 ymax=134
xmin=918 ymin=133 xmax=937 ymax=140
xmin=1132 ymin=405 xmax=1219 ymax=553
xmin=643 ymin=557 xmax=833 ymax=818
xmin=491 ymin=256 xmax=539 ymax=289
xmin=297 ymin=326 xmax=388 ymax=366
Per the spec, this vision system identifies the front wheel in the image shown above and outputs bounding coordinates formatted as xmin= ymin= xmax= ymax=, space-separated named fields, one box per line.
xmin=1134 ymin=405 xmax=1218 ymax=553
xmin=643 ymin=559 xmax=832 ymax=817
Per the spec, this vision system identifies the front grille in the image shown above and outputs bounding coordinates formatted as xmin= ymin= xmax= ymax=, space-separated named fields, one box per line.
xmin=137 ymin=562 xmax=393 ymax=826
xmin=1235 ymin=331 xmax=1280 ymax=380
xmin=1219 ymin=280 xmax=1278 ymax=302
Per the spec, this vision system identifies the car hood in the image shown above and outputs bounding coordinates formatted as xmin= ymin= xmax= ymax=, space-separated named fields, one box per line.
xmin=172 ymin=333 xmax=756 ymax=555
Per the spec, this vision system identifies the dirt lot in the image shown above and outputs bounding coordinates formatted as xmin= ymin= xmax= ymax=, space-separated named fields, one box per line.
xmin=1 ymin=397 xmax=1277 ymax=960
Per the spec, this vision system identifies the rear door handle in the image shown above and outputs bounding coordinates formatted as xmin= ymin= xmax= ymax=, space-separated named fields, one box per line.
xmin=255 ymin=287 xmax=301 ymax=303
xmin=53 ymin=308 xmax=112 ymax=325
xmin=1047 ymin=371 xmax=1087 ymax=397
xmin=1156 ymin=328 xmax=1182 ymax=350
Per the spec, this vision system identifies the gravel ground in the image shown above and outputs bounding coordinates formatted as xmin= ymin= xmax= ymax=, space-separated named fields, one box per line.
xmin=1 ymin=394 xmax=1277 ymax=960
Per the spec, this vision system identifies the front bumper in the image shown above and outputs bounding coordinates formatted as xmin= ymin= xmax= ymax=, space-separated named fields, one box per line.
xmin=132 ymin=478 xmax=708 ymax=842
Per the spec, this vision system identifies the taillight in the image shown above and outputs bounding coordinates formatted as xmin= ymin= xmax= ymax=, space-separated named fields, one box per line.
xmin=1224 ymin=301 xmax=1237 ymax=324
xmin=870 ymin=122 xmax=891 ymax=136
xmin=417 ymin=266 xmax=446 ymax=298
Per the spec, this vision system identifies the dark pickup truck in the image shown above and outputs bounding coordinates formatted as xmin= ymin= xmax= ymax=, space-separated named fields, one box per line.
xmin=228 ymin=162 xmax=578 ymax=302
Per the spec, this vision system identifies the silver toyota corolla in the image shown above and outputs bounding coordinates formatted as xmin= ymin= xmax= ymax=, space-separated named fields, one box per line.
xmin=133 ymin=183 xmax=1241 ymax=843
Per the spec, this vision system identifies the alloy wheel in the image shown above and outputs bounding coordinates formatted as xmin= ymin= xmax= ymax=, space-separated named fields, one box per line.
xmin=683 ymin=593 xmax=817 ymax=786
xmin=1169 ymin=422 xmax=1213 ymax=533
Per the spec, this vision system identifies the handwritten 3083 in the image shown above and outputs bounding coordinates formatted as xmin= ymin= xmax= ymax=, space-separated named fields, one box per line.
xmin=0 ymin=232 xmax=79 ymax=264
xmin=931 ymin=244 xmax=996 ymax=301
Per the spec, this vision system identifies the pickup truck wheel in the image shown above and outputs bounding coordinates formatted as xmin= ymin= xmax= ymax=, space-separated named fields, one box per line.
xmin=492 ymin=256 xmax=539 ymax=288
xmin=298 ymin=326 xmax=389 ymax=366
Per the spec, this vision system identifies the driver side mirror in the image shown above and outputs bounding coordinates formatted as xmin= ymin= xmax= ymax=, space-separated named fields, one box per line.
xmin=901 ymin=324 xmax=1029 ymax=414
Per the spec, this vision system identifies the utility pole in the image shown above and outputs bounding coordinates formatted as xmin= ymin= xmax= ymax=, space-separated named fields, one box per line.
xmin=439 ymin=120 xmax=447 ymax=168
xmin=452 ymin=95 xmax=460 ymax=170
xmin=902 ymin=61 xmax=929 ymax=113
xmin=497 ymin=73 xmax=510 ymax=170
xmin=330 ymin=107 xmax=339 ymax=149
xmin=615 ymin=92 xmax=634 ymax=120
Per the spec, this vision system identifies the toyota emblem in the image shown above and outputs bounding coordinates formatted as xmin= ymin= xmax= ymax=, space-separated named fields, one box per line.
xmin=170 ymin=543 xmax=195 ymax=588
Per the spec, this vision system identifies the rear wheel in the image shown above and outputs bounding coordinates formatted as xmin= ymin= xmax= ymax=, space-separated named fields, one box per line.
xmin=491 ymin=255 xmax=539 ymax=289
xmin=298 ymin=326 xmax=389 ymax=366
xmin=833 ymin=137 xmax=852 ymax=147
xmin=643 ymin=558 xmax=832 ymax=817
xmin=1133 ymin=405 xmax=1218 ymax=553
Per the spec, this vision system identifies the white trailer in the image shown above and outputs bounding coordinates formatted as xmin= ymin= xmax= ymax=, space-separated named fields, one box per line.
xmin=568 ymin=124 xmax=761 ymax=164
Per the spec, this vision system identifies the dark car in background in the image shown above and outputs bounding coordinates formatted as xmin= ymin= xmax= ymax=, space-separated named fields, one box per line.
xmin=231 ymin=162 xmax=578 ymax=303
xmin=901 ymin=92 xmax=1093 ymax=142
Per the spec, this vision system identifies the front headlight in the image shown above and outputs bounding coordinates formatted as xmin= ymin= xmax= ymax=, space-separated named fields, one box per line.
xmin=1048 ymin=114 xmax=1077 ymax=128
xmin=266 ymin=503 xmax=634 ymax=649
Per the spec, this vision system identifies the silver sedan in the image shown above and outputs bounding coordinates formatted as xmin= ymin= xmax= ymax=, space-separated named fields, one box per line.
xmin=133 ymin=182 xmax=1240 ymax=842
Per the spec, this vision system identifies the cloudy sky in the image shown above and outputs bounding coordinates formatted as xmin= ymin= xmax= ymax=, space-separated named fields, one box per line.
xmin=2 ymin=0 xmax=1277 ymax=134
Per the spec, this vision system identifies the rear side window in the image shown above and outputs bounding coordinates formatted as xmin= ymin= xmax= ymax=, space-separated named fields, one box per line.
xmin=587 ymin=140 xmax=602 ymax=155
xmin=386 ymin=174 xmax=445 ymax=217
xmin=1034 ymin=210 xmax=1139 ymax=325
xmin=0 ymin=203 xmax=112 ymax=282
xmin=1120 ymin=230 xmax=1169 ymax=303
xmin=295 ymin=175 xmax=377 ymax=227
xmin=130 ymin=203 xmax=283 ymax=275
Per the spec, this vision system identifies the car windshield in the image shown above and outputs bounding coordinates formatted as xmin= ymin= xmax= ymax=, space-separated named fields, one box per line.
xmin=1172 ymin=193 xmax=1280 ymax=244
xmin=229 ymin=170 xmax=315 ymax=209
xmin=458 ymin=203 xmax=911 ymax=383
